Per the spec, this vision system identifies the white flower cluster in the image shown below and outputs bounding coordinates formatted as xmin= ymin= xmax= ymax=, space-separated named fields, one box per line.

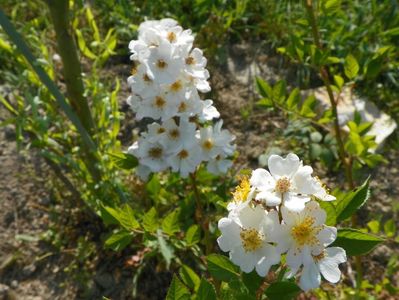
xmin=126 ymin=19 xmax=235 ymax=179
xmin=218 ymin=153 xmax=347 ymax=291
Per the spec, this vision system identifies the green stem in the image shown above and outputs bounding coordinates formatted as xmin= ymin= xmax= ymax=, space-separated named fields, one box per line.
xmin=46 ymin=0 xmax=96 ymax=135
xmin=304 ymin=0 xmax=361 ymax=293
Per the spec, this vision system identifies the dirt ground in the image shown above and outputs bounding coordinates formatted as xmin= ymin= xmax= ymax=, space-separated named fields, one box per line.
xmin=0 ymin=43 xmax=398 ymax=299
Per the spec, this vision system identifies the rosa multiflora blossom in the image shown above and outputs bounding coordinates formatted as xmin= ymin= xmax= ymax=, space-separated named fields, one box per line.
xmin=126 ymin=18 xmax=235 ymax=179
xmin=217 ymin=153 xmax=346 ymax=291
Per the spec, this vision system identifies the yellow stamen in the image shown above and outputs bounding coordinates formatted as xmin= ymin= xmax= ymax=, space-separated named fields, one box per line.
xmin=178 ymin=149 xmax=189 ymax=159
xmin=148 ymin=147 xmax=163 ymax=159
xmin=169 ymin=129 xmax=180 ymax=139
xmin=240 ymin=228 xmax=263 ymax=252
xmin=178 ymin=102 xmax=187 ymax=112
xmin=170 ymin=80 xmax=183 ymax=92
xmin=232 ymin=176 xmax=251 ymax=203
xmin=167 ymin=31 xmax=177 ymax=42
xmin=185 ymin=56 xmax=195 ymax=65
xmin=275 ymin=177 xmax=291 ymax=194
xmin=291 ymin=217 xmax=322 ymax=246
xmin=156 ymin=59 xmax=167 ymax=69
xmin=154 ymin=96 xmax=166 ymax=108
xmin=202 ymin=139 xmax=213 ymax=151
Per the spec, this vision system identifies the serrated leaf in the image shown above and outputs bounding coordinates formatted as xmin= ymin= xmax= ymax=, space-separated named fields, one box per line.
xmin=143 ymin=207 xmax=158 ymax=232
xmin=265 ymin=281 xmax=301 ymax=300
xmin=318 ymin=201 xmax=337 ymax=226
xmin=166 ymin=275 xmax=190 ymax=300
xmin=286 ymin=88 xmax=300 ymax=109
xmin=207 ymin=254 xmax=239 ymax=281
xmin=104 ymin=230 xmax=133 ymax=251
xmin=103 ymin=205 xmax=140 ymax=230
xmin=197 ymin=278 xmax=217 ymax=300
xmin=162 ymin=209 xmax=181 ymax=235
xmin=109 ymin=152 xmax=138 ymax=169
xmin=344 ymin=54 xmax=359 ymax=79
xmin=336 ymin=177 xmax=370 ymax=222
xmin=272 ymin=80 xmax=286 ymax=103
xmin=331 ymin=228 xmax=384 ymax=256
xmin=185 ymin=225 xmax=201 ymax=246
xmin=255 ymin=77 xmax=272 ymax=98
xmin=179 ymin=265 xmax=200 ymax=291
xmin=157 ymin=229 xmax=174 ymax=268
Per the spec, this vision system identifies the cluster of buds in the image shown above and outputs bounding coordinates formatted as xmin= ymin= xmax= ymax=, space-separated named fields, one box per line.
xmin=126 ymin=19 xmax=235 ymax=179
xmin=218 ymin=153 xmax=347 ymax=291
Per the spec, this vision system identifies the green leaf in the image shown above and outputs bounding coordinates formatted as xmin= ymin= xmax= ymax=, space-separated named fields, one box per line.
xmin=179 ymin=265 xmax=200 ymax=291
xmin=265 ymin=282 xmax=301 ymax=300
xmin=300 ymin=95 xmax=317 ymax=117
xmin=255 ymin=77 xmax=273 ymax=98
xmin=336 ymin=177 xmax=370 ymax=222
xmin=162 ymin=209 xmax=181 ymax=235
xmin=157 ymin=229 xmax=174 ymax=268
xmin=207 ymin=254 xmax=239 ymax=281
xmin=75 ymin=29 xmax=97 ymax=59
xmin=197 ymin=278 xmax=217 ymax=300
xmin=185 ymin=225 xmax=201 ymax=246
xmin=318 ymin=201 xmax=337 ymax=226
xmin=333 ymin=75 xmax=344 ymax=90
xmin=166 ymin=275 xmax=190 ymax=300
xmin=367 ymin=220 xmax=380 ymax=234
xmin=286 ymin=88 xmax=300 ymax=109
xmin=383 ymin=219 xmax=396 ymax=238
xmin=331 ymin=228 xmax=384 ymax=256
xmin=272 ymin=80 xmax=286 ymax=103
xmin=103 ymin=205 xmax=140 ymax=230
xmin=104 ymin=230 xmax=133 ymax=251
xmin=143 ymin=207 xmax=158 ymax=232
xmin=242 ymin=271 xmax=263 ymax=295
xmin=344 ymin=54 xmax=359 ymax=79
xmin=109 ymin=152 xmax=138 ymax=169
xmin=256 ymin=98 xmax=273 ymax=108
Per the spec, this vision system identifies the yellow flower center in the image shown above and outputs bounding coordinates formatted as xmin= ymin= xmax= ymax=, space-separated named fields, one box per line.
xmin=143 ymin=74 xmax=152 ymax=82
xmin=202 ymin=139 xmax=213 ymax=151
xmin=240 ymin=228 xmax=263 ymax=252
xmin=178 ymin=102 xmax=187 ymax=112
xmin=170 ymin=80 xmax=183 ymax=92
xmin=157 ymin=127 xmax=166 ymax=134
xmin=154 ymin=96 xmax=166 ymax=108
xmin=131 ymin=65 xmax=138 ymax=75
xmin=167 ymin=31 xmax=177 ymax=42
xmin=169 ymin=129 xmax=180 ymax=139
xmin=156 ymin=59 xmax=168 ymax=69
xmin=291 ymin=217 xmax=321 ymax=247
xmin=185 ymin=56 xmax=195 ymax=65
xmin=232 ymin=176 xmax=251 ymax=203
xmin=178 ymin=149 xmax=189 ymax=159
xmin=148 ymin=147 xmax=163 ymax=159
xmin=275 ymin=177 xmax=291 ymax=194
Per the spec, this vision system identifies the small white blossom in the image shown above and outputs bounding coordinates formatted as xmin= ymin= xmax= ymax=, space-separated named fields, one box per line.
xmin=250 ymin=153 xmax=335 ymax=211
xmin=217 ymin=205 xmax=282 ymax=276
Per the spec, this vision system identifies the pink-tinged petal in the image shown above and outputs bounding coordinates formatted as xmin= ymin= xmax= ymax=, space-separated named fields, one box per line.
xmin=250 ymin=168 xmax=274 ymax=188
xmin=299 ymin=261 xmax=321 ymax=291
xmin=317 ymin=226 xmax=337 ymax=247
xmin=319 ymin=247 xmax=346 ymax=283
xmin=283 ymin=193 xmax=310 ymax=212
xmin=255 ymin=190 xmax=281 ymax=206
xmin=268 ymin=153 xmax=300 ymax=178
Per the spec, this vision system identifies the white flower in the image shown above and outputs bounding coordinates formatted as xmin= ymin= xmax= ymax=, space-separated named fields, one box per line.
xmin=160 ymin=118 xmax=197 ymax=154
xmin=198 ymin=121 xmax=235 ymax=161
xmin=217 ymin=205 xmax=281 ymax=276
xmin=277 ymin=201 xmax=338 ymax=279
xmin=146 ymin=41 xmax=184 ymax=84
xmin=184 ymin=48 xmax=208 ymax=78
xmin=167 ymin=146 xmax=202 ymax=177
xmin=207 ymin=154 xmax=233 ymax=176
xmin=198 ymin=99 xmax=220 ymax=121
xmin=135 ymin=92 xmax=175 ymax=121
xmin=127 ymin=64 xmax=159 ymax=99
xmin=250 ymin=153 xmax=335 ymax=211
xmin=128 ymin=139 xmax=168 ymax=172
xmin=299 ymin=247 xmax=346 ymax=291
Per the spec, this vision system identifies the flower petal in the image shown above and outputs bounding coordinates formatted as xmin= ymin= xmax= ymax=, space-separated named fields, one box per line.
xmin=293 ymin=166 xmax=319 ymax=195
xmin=317 ymin=226 xmax=337 ymax=247
xmin=319 ymin=247 xmax=346 ymax=283
xmin=250 ymin=168 xmax=274 ymax=188
xmin=230 ymin=247 xmax=255 ymax=273
xmin=217 ymin=218 xmax=241 ymax=252
xmin=255 ymin=190 xmax=281 ymax=206
xmin=268 ymin=153 xmax=300 ymax=178
xmin=299 ymin=261 xmax=321 ymax=291
xmin=283 ymin=193 xmax=310 ymax=212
